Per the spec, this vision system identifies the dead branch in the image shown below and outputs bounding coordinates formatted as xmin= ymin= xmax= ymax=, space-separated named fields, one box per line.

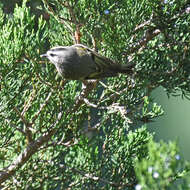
xmin=0 ymin=80 xmax=96 ymax=184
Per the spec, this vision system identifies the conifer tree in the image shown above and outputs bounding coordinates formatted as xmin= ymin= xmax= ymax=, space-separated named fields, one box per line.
xmin=0 ymin=0 xmax=190 ymax=189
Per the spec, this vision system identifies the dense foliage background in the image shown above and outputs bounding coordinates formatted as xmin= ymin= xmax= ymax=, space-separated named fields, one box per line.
xmin=0 ymin=0 xmax=190 ymax=189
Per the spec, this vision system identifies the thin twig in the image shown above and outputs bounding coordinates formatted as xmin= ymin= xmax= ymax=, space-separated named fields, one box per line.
xmin=134 ymin=13 xmax=153 ymax=32
xmin=13 ymin=107 xmax=33 ymax=143
xmin=99 ymin=81 xmax=120 ymax=95
xmin=127 ymin=6 xmax=190 ymax=55
xmin=58 ymin=0 xmax=78 ymax=25
xmin=21 ymin=88 xmax=36 ymax=116
xmin=31 ymin=91 xmax=52 ymax=124
xmin=57 ymin=0 xmax=83 ymax=43
xmin=83 ymin=98 xmax=98 ymax=108
xmin=13 ymin=107 xmax=31 ymax=127
xmin=60 ymin=165 xmax=135 ymax=188
xmin=42 ymin=0 xmax=73 ymax=33
xmin=39 ymin=138 xmax=79 ymax=150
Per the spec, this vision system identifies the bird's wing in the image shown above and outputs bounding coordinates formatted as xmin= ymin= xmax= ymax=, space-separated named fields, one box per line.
xmin=72 ymin=44 xmax=119 ymax=68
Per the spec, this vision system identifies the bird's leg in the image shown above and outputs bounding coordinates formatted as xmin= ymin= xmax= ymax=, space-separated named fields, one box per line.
xmin=82 ymin=79 xmax=98 ymax=90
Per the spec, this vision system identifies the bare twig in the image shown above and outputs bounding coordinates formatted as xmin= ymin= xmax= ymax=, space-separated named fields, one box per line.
xmin=57 ymin=0 xmax=82 ymax=43
xmin=83 ymin=98 xmax=98 ymax=108
xmin=31 ymin=91 xmax=52 ymax=124
xmin=127 ymin=6 xmax=190 ymax=56
xmin=39 ymin=138 xmax=79 ymax=150
xmin=13 ymin=107 xmax=33 ymax=143
xmin=107 ymin=103 xmax=132 ymax=123
xmin=58 ymin=16 xmax=74 ymax=24
xmin=43 ymin=0 xmax=83 ymax=43
xmin=21 ymin=88 xmax=36 ymax=116
xmin=60 ymin=0 xmax=77 ymax=25
xmin=134 ymin=13 xmax=154 ymax=32
xmin=2 ymin=115 xmax=26 ymax=136
xmin=134 ymin=19 xmax=152 ymax=32
xmin=91 ymin=34 xmax=97 ymax=51
xmin=99 ymin=81 xmax=120 ymax=95
xmin=0 ymin=79 xmax=96 ymax=184
xmin=42 ymin=0 xmax=73 ymax=33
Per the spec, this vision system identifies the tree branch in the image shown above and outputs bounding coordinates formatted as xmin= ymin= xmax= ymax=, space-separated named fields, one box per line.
xmin=0 ymin=110 xmax=63 ymax=184
xmin=60 ymin=164 xmax=136 ymax=188
xmin=0 ymin=80 xmax=96 ymax=184
xmin=13 ymin=107 xmax=31 ymax=127
xmin=125 ymin=29 xmax=161 ymax=55
xmin=13 ymin=106 xmax=33 ymax=143
xmin=134 ymin=13 xmax=154 ymax=32
xmin=68 ymin=80 xmax=97 ymax=114
xmin=21 ymin=88 xmax=36 ymax=116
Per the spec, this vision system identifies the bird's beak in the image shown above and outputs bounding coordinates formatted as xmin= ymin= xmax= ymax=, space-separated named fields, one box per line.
xmin=40 ymin=54 xmax=48 ymax=58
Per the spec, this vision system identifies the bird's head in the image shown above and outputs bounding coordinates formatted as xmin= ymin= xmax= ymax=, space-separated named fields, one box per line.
xmin=40 ymin=46 xmax=69 ymax=65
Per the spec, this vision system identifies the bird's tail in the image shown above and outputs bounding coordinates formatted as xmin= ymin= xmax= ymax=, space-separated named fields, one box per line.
xmin=117 ymin=63 xmax=135 ymax=75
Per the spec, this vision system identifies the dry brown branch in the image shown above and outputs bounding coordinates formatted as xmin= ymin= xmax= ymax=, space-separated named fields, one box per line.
xmin=0 ymin=109 xmax=63 ymax=184
xmin=13 ymin=107 xmax=33 ymax=143
xmin=0 ymin=79 xmax=96 ymax=184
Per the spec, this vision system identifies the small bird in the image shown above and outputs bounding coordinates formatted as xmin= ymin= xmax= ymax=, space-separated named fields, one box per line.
xmin=40 ymin=44 xmax=134 ymax=80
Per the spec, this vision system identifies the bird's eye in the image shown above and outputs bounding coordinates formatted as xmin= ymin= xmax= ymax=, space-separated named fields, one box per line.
xmin=50 ymin=53 xmax=55 ymax=57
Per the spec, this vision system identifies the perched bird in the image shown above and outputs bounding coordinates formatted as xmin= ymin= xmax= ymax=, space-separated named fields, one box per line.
xmin=40 ymin=44 xmax=134 ymax=80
